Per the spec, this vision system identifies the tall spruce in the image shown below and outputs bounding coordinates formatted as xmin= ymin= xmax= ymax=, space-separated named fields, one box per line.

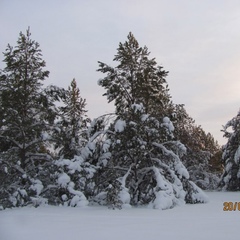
xmin=220 ymin=109 xmax=240 ymax=191
xmin=96 ymin=32 xmax=208 ymax=209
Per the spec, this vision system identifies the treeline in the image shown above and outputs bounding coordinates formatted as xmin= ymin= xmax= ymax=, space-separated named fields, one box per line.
xmin=0 ymin=29 xmax=236 ymax=210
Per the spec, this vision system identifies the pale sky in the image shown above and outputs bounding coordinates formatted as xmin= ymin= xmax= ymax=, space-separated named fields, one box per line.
xmin=1 ymin=0 xmax=240 ymax=145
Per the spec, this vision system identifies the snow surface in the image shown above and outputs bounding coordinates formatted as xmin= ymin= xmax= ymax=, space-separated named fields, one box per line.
xmin=0 ymin=192 xmax=240 ymax=240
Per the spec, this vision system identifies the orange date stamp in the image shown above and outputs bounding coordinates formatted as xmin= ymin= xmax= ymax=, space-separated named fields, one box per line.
xmin=223 ymin=202 xmax=240 ymax=211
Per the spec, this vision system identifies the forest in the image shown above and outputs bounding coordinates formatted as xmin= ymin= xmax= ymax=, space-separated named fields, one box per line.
xmin=0 ymin=28 xmax=239 ymax=210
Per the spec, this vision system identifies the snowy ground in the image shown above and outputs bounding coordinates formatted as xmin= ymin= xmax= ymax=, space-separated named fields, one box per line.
xmin=0 ymin=191 xmax=239 ymax=240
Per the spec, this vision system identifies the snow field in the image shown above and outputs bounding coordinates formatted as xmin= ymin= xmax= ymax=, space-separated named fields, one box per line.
xmin=0 ymin=192 xmax=239 ymax=240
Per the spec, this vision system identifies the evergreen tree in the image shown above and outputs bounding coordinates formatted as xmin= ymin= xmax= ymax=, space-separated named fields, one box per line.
xmin=0 ymin=28 xmax=56 ymax=208
xmin=52 ymin=79 xmax=96 ymax=207
xmin=220 ymin=109 xmax=240 ymax=191
xmin=0 ymin=28 xmax=53 ymax=166
xmin=54 ymin=79 xmax=89 ymax=159
xmin=95 ymin=32 xmax=208 ymax=209
xmin=98 ymin=32 xmax=172 ymax=118
xmin=173 ymin=104 xmax=221 ymax=190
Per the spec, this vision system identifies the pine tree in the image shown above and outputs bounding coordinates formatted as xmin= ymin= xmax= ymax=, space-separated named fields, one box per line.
xmin=220 ymin=109 xmax=240 ymax=191
xmin=173 ymin=104 xmax=221 ymax=190
xmin=52 ymin=79 xmax=98 ymax=207
xmin=0 ymin=28 xmax=56 ymax=208
xmin=0 ymin=28 xmax=52 ymax=166
xmin=54 ymin=79 xmax=89 ymax=159
xmin=98 ymin=32 xmax=172 ymax=118
xmin=95 ymin=32 xmax=208 ymax=209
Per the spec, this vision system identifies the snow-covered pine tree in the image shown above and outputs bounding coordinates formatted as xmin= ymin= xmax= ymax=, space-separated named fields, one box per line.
xmin=173 ymin=104 xmax=221 ymax=190
xmin=96 ymin=32 xmax=208 ymax=209
xmin=52 ymin=79 xmax=96 ymax=207
xmin=83 ymin=114 xmax=116 ymax=205
xmin=0 ymin=28 xmax=57 ymax=208
xmin=54 ymin=79 xmax=89 ymax=159
xmin=220 ymin=109 xmax=240 ymax=191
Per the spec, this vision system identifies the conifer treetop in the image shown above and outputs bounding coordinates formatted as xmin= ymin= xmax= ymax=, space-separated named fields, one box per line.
xmin=1 ymin=27 xmax=49 ymax=88
xmin=98 ymin=32 xmax=171 ymax=117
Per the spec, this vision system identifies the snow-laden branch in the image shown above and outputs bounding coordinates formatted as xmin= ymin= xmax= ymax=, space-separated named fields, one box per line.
xmin=151 ymin=142 xmax=189 ymax=179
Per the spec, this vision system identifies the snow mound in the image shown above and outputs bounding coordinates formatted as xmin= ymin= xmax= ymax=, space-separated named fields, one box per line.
xmin=115 ymin=119 xmax=126 ymax=132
